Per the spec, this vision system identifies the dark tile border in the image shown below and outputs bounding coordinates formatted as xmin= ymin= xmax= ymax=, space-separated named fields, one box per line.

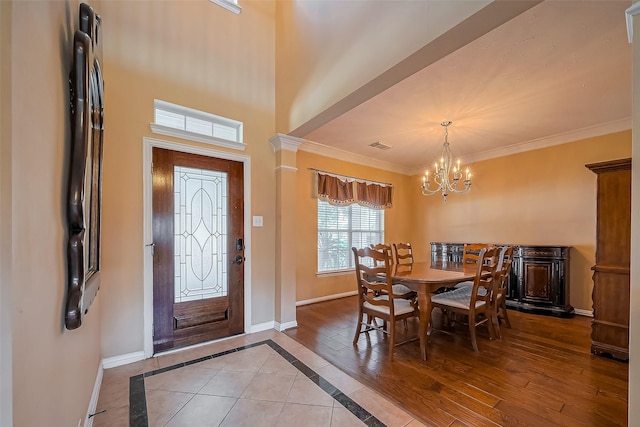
xmin=129 ymin=339 xmax=385 ymax=427
xmin=129 ymin=374 xmax=147 ymax=426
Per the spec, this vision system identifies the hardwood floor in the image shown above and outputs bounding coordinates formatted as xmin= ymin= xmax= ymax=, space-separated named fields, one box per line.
xmin=284 ymin=296 xmax=628 ymax=427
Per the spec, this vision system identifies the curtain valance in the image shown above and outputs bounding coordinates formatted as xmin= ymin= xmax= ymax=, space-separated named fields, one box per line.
xmin=314 ymin=171 xmax=393 ymax=210
xmin=317 ymin=173 xmax=356 ymax=205
xmin=355 ymin=181 xmax=393 ymax=209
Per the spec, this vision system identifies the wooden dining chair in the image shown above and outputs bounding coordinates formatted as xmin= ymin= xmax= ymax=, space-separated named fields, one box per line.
xmin=393 ymin=242 xmax=414 ymax=265
xmin=429 ymin=246 xmax=501 ymax=352
xmin=493 ymin=246 xmax=514 ymax=338
xmin=352 ymin=246 xmax=420 ymax=360
xmin=370 ymin=243 xmax=416 ymax=300
xmin=454 ymin=243 xmax=492 ymax=290
xmin=455 ymin=246 xmax=513 ymax=336
xmin=462 ymin=243 xmax=491 ymax=265
xmin=370 ymin=243 xmax=393 ymax=262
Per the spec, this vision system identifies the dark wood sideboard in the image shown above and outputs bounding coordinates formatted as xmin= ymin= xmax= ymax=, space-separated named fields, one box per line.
xmin=431 ymin=243 xmax=574 ymax=317
xmin=586 ymin=158 xmax=631 ymax=360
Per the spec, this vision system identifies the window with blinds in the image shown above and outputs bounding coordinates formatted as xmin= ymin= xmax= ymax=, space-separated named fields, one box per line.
xmin=151 ymin=100 xmax=245 ymax=150
xmin=317 ymin=199 xmax=384 ymax=273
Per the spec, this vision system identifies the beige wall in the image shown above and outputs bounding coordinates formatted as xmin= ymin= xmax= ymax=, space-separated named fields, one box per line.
xmin=416 ymin=131 xmax=631 ymax=312
xmin=295 ymin=150 xmax=420 ymax=303
xmin=99 ymin=0 xmax=278 ymax=358
xmin=9 ymin=1 xmax=103 ymax=426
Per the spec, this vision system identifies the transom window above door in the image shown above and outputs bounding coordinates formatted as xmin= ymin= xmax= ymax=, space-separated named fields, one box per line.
xmin=151 ymin=99 xmax=245 ymax=151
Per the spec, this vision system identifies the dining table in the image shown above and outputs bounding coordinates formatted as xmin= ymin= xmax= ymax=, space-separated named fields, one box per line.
xmin=391 ymin=261 xmax=479 ymax=361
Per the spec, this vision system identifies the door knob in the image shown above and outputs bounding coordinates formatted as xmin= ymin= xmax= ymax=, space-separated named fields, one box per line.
xmin=234 ymin=255 xmax=244 ymax=265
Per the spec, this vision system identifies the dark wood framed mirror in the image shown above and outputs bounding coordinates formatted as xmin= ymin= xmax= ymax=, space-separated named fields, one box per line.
xmin=65 ymin=3 xmax=104 ymax=330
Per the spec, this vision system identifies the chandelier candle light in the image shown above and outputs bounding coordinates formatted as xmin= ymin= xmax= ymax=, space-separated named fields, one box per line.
xmin=421 ymin=121 xmax=471 ymax=202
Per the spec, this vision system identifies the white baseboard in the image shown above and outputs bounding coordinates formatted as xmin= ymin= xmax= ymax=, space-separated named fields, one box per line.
xmin=84 ymin=363 xmax=103 ymax=427
xmin=248 ymin=321 xmax=275 ymax=333
xmin=296 ymin=290 xmax=358 ymax=306
xmin=274 ymin=320 xmax=298 ymax=331
xmin=102 ymin=351 xmax=146 ymax=369
xmin=573 ymin=308 xmax=593 ymax=317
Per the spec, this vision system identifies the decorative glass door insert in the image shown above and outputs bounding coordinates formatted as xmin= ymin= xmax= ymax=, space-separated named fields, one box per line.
xmin=174 ymin=165 xmax=228 ymax=303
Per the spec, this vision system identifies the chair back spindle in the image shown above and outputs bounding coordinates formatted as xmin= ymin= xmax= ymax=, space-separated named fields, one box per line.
xmin=462 ymin=243 xmax=490 ymax=265
xmin=393 ymin=242 xmax=414 ymax=265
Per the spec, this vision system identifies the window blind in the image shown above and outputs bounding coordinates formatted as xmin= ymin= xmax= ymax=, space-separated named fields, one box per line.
xmin=317 ymin=200 xmax=384 ymax=272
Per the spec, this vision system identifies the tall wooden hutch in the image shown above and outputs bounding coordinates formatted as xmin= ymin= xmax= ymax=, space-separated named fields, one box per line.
xmin=586 ymin=158 xmax=631 ymax=360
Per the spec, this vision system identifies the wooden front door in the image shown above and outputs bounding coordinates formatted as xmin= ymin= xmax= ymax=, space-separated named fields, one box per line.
xmin=152 ymin=147 xmax=244 ymax=353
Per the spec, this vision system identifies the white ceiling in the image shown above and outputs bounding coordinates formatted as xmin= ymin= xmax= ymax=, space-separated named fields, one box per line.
xmin=301 ymin=1 xmax=632 ymax=175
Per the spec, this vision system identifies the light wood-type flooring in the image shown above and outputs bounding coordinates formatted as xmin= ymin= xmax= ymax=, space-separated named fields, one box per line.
xmin=284 ymin=296 xmax=628 ymax=427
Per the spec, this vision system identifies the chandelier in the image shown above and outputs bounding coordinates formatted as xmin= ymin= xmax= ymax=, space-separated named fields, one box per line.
xmin=420 ymin=121 xmax=471 ymax=202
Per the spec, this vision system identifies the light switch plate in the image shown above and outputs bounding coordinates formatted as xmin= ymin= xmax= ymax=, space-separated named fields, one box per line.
xmin=252 ymin=216 xmax=263 ymax=227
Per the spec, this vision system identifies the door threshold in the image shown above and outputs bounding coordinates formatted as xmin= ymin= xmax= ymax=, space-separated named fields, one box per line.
xmin=154 ymin=333 xmax=246 ymax=357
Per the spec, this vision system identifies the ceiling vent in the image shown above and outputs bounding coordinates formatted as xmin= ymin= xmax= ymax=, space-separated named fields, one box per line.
xmin=369 ymin=141 xmax=392 ymax=150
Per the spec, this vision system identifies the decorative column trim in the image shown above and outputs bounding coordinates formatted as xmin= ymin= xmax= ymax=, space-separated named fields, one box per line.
xmin=209 ymin=0 xmax=241 ymax=15
xmin=275 ymin=165 xmax=298 ymax=172
xmin=269 ymin=133 xmax=304 ymax=152
xmin=626 ymin=2 xmax=640 ymax=43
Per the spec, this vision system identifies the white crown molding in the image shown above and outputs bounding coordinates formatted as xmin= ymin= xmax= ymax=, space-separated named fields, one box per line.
xmin=626 ymin=2 xmax=640 ymax=43
xmin=459 ymin=117 xmax=632 ymax=167
xmin=292 ymin=118 xmax=630 ymax=177
xmin=269 ymin=133 xmax=304 ymax=152
xmin=298 ymin=138 xmax=409 ymax=175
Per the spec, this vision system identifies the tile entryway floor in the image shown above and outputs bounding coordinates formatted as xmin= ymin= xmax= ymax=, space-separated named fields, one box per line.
xmin=92 ymin=329 xmax=426 ymax=427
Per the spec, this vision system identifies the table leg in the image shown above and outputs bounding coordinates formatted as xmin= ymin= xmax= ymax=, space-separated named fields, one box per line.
xmin=417 ymin=289 xmax=431 ymax=360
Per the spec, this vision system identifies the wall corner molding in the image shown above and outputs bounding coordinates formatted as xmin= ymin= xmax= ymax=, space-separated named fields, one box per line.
xmin=626 ymin=2 xmax=640 ymax=43
xmin=269 ymin=133 xmax=304 ymax=152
